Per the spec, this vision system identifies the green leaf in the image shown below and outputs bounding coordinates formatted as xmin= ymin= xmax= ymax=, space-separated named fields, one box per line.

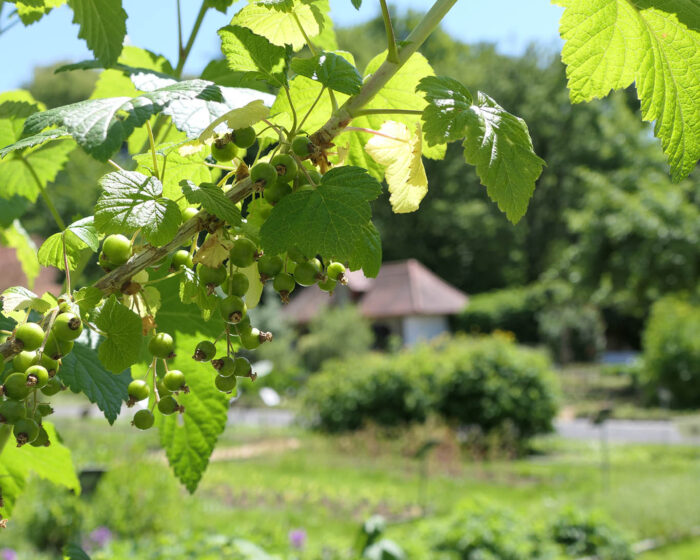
xmin=0 ymin=220 xmax=39 ymax=288
xmin=417 ymin=76 xmax=473 ymax=145
xmin=260 ymin=166 xmax=382 ymax=276
xmin=94 ymin=295 xmax=143 ymax=373
xmin=68 ymin=0 xmax=127 ymax=66
xmin=233 ymin=0 xmax=323 ymax=51
xmin=0 ymin=422 xmax=80 ymax=519
xmin=38 ymin=216 xmax=98 ymax=271
xmin=198 ymin=99 xmax=271 ymax=143
xmin=206 ymin=0 xmax=237 ymax=13
xmin=18 ymin=81 xmax=223 ymax=162
xmin=555 ymin=0 xmax=700 ymax=181
xmin=156 ymin=334 xmax=229 ymax=492
xmin=200 ymin=59 xmax=270 ymax=91
xmin=154 ymin=274 xmax=224 ymax=338
xmin=219 ymin=25 xmax=291 ymax=88
xmin=63 ymin=543 xmax=92 ymax=560
xmin=180 ymin=180 xmax=242 ymax=225
xmin=95 ymin=170 xmax=181 ymax=246
xmin=351 ymin=0 xmax=361 ymax=8
xmin=291 ymin=51 xmax=362 ymax=95
xmin=73 ymin=286 xmax=103 ymax=313
xmin=0 ymin=128 xmax=72 ymax=159
xmin=461 ymin=92 xmax=545 ymax=224
xmin=13 ymin=0 xmax=67 ymax=25
xmin=60 ymin=331 xmax=131 ymax=423
xmin=1 ymin=286 xmax=51 ymax=313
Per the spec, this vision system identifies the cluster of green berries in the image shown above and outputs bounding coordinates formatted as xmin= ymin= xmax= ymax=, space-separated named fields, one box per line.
xmin=1 ymin=306 xmax=82 ymax=446
xmin=210 ymin=126 xmax=257 ymax=163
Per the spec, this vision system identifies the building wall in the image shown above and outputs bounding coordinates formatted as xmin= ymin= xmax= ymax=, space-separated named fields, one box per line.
xmin=401 ymin=315 xmax=450 ymax=346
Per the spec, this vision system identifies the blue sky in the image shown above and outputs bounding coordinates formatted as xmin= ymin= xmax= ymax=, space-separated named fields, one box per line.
xmin=0 ymin=1 xmax=564 ymax=91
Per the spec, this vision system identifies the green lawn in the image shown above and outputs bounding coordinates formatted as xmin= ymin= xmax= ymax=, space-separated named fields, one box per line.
xmin=3 ymin=417 xmax=700 ymax=558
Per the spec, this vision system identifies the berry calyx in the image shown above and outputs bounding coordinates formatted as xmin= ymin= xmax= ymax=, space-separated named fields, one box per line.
xmin=157 ymin=395 xmax=181 ymax=415
xmin=3 ymin=373 xmax=31 ymax=400
xmin=14 ymin=323 xmax=45 ymax=352
xmin=52 ymin=313 xmax=83 ymax=341
xmin=273 ymin=272 xmax=296 ymax=303
xmin=215 ymin=374 xmax=237 ymax=393
xmin=291 ymin=135 xmax=312 ymax=158
xmin=229 ymin=237 xmax=259 ymax=268
xmin=293 ymin=258 xmax=323 ymax=286
xmin=250 ymin=162 xmax=277 ymax=190
xmin=14 ymin=418 xmax=39 ymax=446
xmin=212 ymin=356 xmax=235 ymax=377
xmin=220 ymin=295 xmax=247 ymax=324
xmin=133 ymin=409 xmax=155 ymax=430
xmin=211 ymin=141 xmax=238 ymax=162
xmin=228 ymin=272 xmax=250 ymax=297
xmin=233 ymin=126 xmax=257 ymax=149
xmin=12 ymin=351 xmax=37 ymax=373
xmin=270 ymin=153 xmax=298 ymax=181
xmin=25 ymin=365 xmax=49 ymax=389
xmin=193 ymin=340 xmax=216 ymax=362
xmin=197 ymin=264 xmax=227 ymax=288
xmin=257 ymin=254 xmax=283 ymax=282
xmin=128 ymin=379 xmax=150 ymax=403
xmin=171 ymin=249 xmax=194 ymax=270
xmin=163 ymin=370 xmax=186 ymax=392
xmin=149 ymin=332 xmax=175 ymax=359
xmin=102 ymin=234 xmax=132 ymax=266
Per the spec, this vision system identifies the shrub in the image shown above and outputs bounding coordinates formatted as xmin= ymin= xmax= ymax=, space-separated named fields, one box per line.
xmin=537 ymin=304 xmax=606 ymax=364
xmin=549 ymin=508 xmax=633 ymax=560
xmin=304 ymin=335 xmax=558 ymax=440
xmin=434 ymin=336 xmax=558 ymax=439
xmin=641 ymin=296 xmax=700 ymax=407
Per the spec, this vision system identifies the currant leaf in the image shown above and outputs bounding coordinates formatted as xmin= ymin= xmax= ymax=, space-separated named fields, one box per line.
xmin=0 ymin=423 xmax=80 ymax=519
xmin=291 ymin=51 xmax=363 ymax=95
xmin=198 ymin=99 xmax=271 ymax=143
xmin=94 ymin=295 xmax=143 ymax=373
xmin=13 ymin=0 xmax=66 ymax=25
xmin=95 ymin=170 xmax=181 ymax=246
xmin=555 ymin=0 xmax=700 ymax=181
xmin=37 ymin=216 xmax=97 ymax=271
xmin=260 ymin=166 xmax=383 ymax=277
xmin=156 ymin=334 xmax=229 ymax=493
xmin=180 ymin=180 xmax=242 ymax=225
xmin=68 ymin=0 xmax=127 ymax=66
xmin=61 ymin=331 xmax=132 ymax=423
xmin=416 ymin=76 xmax=473 ymax=145
xmin=1 ymin=286 xmax=52 ymax=314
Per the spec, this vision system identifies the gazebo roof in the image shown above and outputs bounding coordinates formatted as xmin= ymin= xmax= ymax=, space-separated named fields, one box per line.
xmin=284 ymin=259 xmax=468 ymax=324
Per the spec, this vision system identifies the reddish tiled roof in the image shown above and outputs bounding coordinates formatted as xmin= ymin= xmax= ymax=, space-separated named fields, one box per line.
xmin=284 ymin=259 xmax=468 ymax=324
xmin=0 ymin=245 xmax=63 ymax=297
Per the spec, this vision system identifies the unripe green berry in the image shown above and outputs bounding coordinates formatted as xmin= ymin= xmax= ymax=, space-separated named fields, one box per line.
xmin=193 ymin=340 xmax=216 ymax=362
xmin=128 ymin=379 xmax=150 ymax=402
xmin=228 ymin=272 xmax=250 ymax=297
xmin=25 ymin=365 xmax=49 ymax=389
xmin=181 ymin=206 xmax=199 ymax=221
xmin=234 ymin=356 xmax=252 ymax=377
xmin=14 ymin=418 xmax=39 ymax=446
xmin=13 ymin=351 xmax=38 ymax=373
xmin=250 ymin=162 xmax=277 ymax=190
xmin=163 ymin=369 xmax=186 ymax=392
xmin=220 ymin=295 xmax=247 ymax=324
xmin=326 ymin=262 xmax=346 ymax=282
xmin=3 ymin=372 xmax=31 ymax=400
xmin=37 ymin=403 xmax=54 ymax=417
xmin=197 ymin=264 xmax=227 ymax=287
xmin=258 ymin=254 xmax=283 ymax=281
xmin=270 ymin=153 xmax=298 ymax=181
xmin=233 ymin=126 xmax=257 ymax=149
xmin=158 ymin=395 xmax=180 ymax=415
xmin=52 ymin=313 xmax=83 ymax=341
xmin=102 ymin=234 xmax=132 ymax=266
xmin=14 ymin=323 xmax=45 ymax=352
xmin=212 ymin=356 xmax=235 ymax=377
xmin=263 ymin=179 xmax=292 ymax=205
xmin=229 ymin=237 xmax=259 ymax=268
xmin=291 ymin=135 xmax=312 ymax=157
xmin=319 ymin=277 xmax=337 ymax=293
xmin=215 ymin=374 xmax=237 ymax=393
xmin=0 ymin=400 xmax=27 ymax=424
xmin=31 ymin=426 xmax=50 ymax=447
xmin=171 ymin=249 xmax=193 ymax=269
xmin=40 ymin=377 xmax=63 ymax=396
xmin=133 ymin=409 xmax=155 ymax=430
xmin=149 ymin=332 xmax=175 ymax=359
xmin=44 ymin=332 xmax=73 ymax=360
xmin=294 ymin=258 xmax=323 ymax=286
xmin=211 ymin=141 xmax=238 ymax=162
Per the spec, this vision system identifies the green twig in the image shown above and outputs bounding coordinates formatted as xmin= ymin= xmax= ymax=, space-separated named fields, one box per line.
xmin=380 ymin=0 xmax=400 ymax=63
xmin=146 ymin=120 xmax=160 ymax=179
xmin=175 ymin=0 xmax=208 ymax=77
xmin=354 ymin=108 xmax=424 ymax=117
xmin=293 ymin=12 xmax=317 ymax=56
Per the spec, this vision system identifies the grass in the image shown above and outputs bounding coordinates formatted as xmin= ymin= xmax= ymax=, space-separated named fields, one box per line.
xmin=3 ymin=416 xmax=700 ymax=558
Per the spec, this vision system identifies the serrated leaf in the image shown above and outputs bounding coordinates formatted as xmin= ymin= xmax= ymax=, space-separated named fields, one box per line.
xmin=94 ymin=295 xmax=143 ymax=373
xmin=198 ymin=99 xmax=270 ymax=142
xmin=233 ymin=1 xmax=322 ymax=51
xmin=365 ymin=121 xmax=428 ymax=213
xmin=260 ymin=166 xmax=382 ymax=276
xmin=0 ymin=128 xmax=72 ymax=158
xmin=1 ymin=286 xmax=51 ymax=313
xmin=156 ymin=334 xmax=229 ymax=492
xmin=219 ymin=25 xmax=291 ymax=88
xmin=0 ymin=423 xmax=80 ymax=519
xmin=95 ymin=170 xmax=181 ymax=246
xmin=555 ymin=0 xmax=700 ymax=181
xmin=73 ymin=286 xmax=103 ymax=313
xmin=291 ymin=51 xmax=362 ymax=95
xmin=206 ymin=0 xmax=237 ymax=13
xmin=180 ymin=180 xmax=242 ymax=225
xmin=37 ymin=216 xmax=98 ymax=271
xmin=417 ymin=76 xmax=473 ymax=145
xmin=60 ymin=330 xmax=131 ymax=423
xmin=68 ymin=0 xmax=127 ymax=66
xmin=462 ymin=92 xmax=545 ymax=223
xmin=17 ymin=81 xmax=223 ymax=162
xmin=14 ymin=0 xmax=67 ymax=25
xmin=0 ymin=220 xmax=39 ymax=288
xmin=200 ymin=59 xmax=270 ymax=91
